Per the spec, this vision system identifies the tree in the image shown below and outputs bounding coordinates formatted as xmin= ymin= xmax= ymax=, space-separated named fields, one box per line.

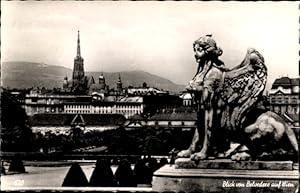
xmin=62 ymin=163 xmax=89 ymax=187
xmin=1 ymin=89 xmax=34 ymax=152
xmin=89 ymin=159 xmax=115 ymax=186
xmin=144 ymin=135 xmax=162 ymax=155
xmin=115 ymin=159 xmax=136 ymax=187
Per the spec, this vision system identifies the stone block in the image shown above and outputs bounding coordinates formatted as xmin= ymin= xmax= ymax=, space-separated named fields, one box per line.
xmin=175 ymin=158 xmax=294 ymax=170
xmin=152 ymin=164 xmax=299 ymax=193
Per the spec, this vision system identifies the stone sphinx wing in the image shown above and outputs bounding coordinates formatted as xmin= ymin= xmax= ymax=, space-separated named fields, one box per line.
xmin=219 ymin=48 xmax=267 ymax=129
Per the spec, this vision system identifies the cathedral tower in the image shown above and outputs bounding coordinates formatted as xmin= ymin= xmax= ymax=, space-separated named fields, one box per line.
xmin=116 ymin=73 xmax=123 ymax=92
xmin=72 ymin=31 xmax=86 ymax=93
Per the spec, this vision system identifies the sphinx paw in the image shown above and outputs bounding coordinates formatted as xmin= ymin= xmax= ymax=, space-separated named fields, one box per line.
xmin=231 ymin=152 xmax=251 ymax=161
xmin=191 ymin=152 xmax=207 ymax=161
xmin=177 ymin=149 xmax=192 ymax=158
xmin=216 ymin=152 xmax=225 ymax=158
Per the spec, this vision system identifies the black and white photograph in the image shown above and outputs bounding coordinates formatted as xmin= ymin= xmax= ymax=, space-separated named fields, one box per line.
xmin=1 ymin=1 xmax=299 ymax=192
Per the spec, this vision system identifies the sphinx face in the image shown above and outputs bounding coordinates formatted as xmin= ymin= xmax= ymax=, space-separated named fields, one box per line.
xmin=193 ymin=43 xmax=206 ymax=63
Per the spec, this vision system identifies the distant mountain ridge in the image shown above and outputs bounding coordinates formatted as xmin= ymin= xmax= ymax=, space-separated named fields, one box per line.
xmin=1 ymin=61 xmax=185 ymax=93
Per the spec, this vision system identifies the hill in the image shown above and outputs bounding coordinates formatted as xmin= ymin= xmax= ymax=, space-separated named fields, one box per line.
xmin=86 ymin=71 xmax=185 ymax=93
xmin=1 ymin=61 xmax=185 ymax=93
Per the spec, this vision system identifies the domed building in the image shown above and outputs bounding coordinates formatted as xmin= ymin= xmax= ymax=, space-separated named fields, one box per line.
xmin=88 ymin=73 xmax=109 ymax=95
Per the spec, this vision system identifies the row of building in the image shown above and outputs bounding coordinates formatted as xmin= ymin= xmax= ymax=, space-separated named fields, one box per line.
xmin=9 ymin=75 xmax=298 ymax=136
xmin=23 ymin=89 xmax=189 ymax=118
xmin=3 ymin=31 xmax=299 ymax=134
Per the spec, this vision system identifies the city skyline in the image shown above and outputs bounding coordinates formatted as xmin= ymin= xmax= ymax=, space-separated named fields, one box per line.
xmin=2 ymin=1 xmax=299 ymax=89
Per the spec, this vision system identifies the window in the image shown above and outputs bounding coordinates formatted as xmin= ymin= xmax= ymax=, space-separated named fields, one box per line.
xmin=284 ymin=97 xmax=289 ymax=103
xmin=275 ymin=96 xmax=283 ymax=103
xmin=270 ymin=98 xmax=276 ymax=104
xmin=291 ymin=96 xmax=298 ymax=104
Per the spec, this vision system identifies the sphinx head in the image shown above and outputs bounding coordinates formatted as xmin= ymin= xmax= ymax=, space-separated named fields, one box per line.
xmin=193 ymin=40 xmax=206 ymax=63
xmin=193 ymin=35 xmax=222 ymax=64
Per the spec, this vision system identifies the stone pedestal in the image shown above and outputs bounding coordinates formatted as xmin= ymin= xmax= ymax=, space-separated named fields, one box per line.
xmin=152 ymin=158 xmax=299 ymax=193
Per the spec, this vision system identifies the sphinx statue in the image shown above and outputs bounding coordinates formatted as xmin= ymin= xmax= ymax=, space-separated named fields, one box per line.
xmin=153 ymin=35 xmax=299 ymax=193
xmin=177 ymin=35 xmax=299 ymax=161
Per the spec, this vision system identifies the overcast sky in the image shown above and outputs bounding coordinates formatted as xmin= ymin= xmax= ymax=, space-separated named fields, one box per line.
xmin=2 ymin=1 xmax=299 ymax=87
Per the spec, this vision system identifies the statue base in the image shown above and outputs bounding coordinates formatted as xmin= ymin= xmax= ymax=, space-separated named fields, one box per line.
xmin=152 ymin=158 xmax=299 ymax=193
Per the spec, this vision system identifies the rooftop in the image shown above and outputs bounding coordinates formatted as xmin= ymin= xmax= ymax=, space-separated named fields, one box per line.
xmin=149 ymin=112 xmax=197 ymax=121
xmin=28 ymin=113 xmax=126 ymax=126
xmin=118 ymin=96 xmax=143 ymax=103
xmin=271 ymin=77 xmax=300 ymax=89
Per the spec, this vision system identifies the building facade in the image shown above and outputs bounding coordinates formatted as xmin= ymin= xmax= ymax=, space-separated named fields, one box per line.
xmin=24 ymin=90 xmax=143 ymax=118
xmin=269 ymin=77 xmax=299 ymax=114
xmin=24 ymin=90 xmax=181 ymax=119
xmin=124 ymin=111 xmax=197 ymax=131
xmin=180 ymin=92 xmax=193 ymax=106
xmin=147 ymin=112 xmax=197 ymax=130
xmin=268 ymin=77 xmax=299 ymax=127
xmin=29 ymin=113 xmax=126 ymax=135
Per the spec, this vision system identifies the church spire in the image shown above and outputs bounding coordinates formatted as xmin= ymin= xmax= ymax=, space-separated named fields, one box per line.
xmin=72 ymin=30 xmax=85 ymax=94
xmin=77 ymin=30 xmax=81 ymax=57
xmin=117 ymin=73 xmax=123 ymax=92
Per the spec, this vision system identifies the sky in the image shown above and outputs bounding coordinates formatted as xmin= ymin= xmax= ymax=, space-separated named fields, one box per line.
xmin=2 ymin=1 xmax=299 ymax=89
